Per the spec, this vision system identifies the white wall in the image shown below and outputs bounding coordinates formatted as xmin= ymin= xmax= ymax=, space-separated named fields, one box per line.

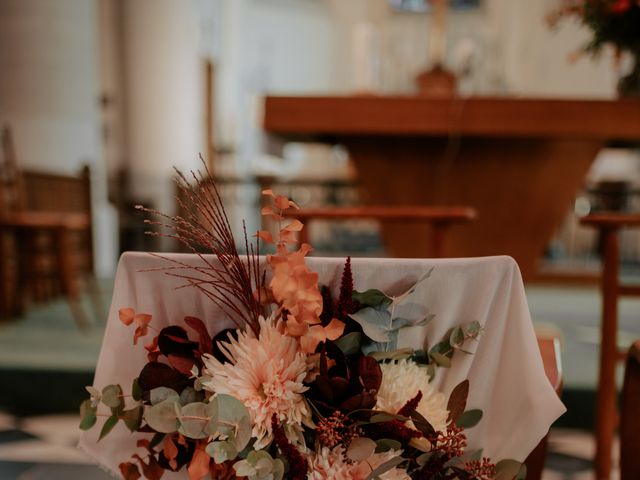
xmin=0 ymin=0 xmax=102 ymax=174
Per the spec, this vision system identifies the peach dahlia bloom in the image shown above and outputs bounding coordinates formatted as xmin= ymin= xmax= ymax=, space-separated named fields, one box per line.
xmin=201 ymin=317 xmax=313 ymax=449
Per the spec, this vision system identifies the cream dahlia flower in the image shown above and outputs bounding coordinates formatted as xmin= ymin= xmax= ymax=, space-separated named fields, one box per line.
xmin=307 ymin=446 xmax=410 ymax=480
xmin=376 ymin=358 xmax=449 ymax=434
xmin=201 ymin=317 xmax=313 ymax=449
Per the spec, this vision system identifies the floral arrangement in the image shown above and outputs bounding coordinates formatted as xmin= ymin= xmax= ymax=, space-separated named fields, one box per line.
xmin=80 ymin=169 xmax=526 ymax=480
xmin=547 ymin=0 xmax=640 ymax=94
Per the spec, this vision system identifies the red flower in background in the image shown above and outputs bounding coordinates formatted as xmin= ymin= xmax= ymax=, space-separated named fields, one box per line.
xmin=611 ymin=0 xmax=632 ymax=13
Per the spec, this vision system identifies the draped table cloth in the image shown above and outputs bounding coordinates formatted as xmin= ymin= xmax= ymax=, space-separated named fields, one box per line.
xmin=79 ymin=252 xmax=565 ymax=477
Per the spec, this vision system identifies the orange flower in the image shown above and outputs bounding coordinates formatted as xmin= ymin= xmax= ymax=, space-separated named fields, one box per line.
xmin=260 ymin=191 xmax=345 ymax=353
xmin=118 ymin=308 xmax=152 ymax=345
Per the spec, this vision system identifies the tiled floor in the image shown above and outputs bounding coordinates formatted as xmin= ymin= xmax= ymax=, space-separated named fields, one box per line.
xmin=0 ymin=411 xmax=619 ymax=479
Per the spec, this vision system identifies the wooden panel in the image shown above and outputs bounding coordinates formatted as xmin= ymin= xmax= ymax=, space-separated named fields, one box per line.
xmin=264 ymin=96 xmax=640 ymax=140
xmin=345 ymin=136 xmax=602 ymax=279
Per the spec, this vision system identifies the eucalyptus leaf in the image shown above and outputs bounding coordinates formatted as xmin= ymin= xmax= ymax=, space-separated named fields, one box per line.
xmin=214 ymin=394 xmax=251 ymax=451
xmin=375 ymin=439 xmax=402 ymax=453
xmin=430 ymin=352 xmax=452 ymax=368
xmin=144 ymin=398 xmax=180 ymax=433
xmin=466 ymin=320 xmax=481 ymax=336
xmin=149 ymin=387 xmax=179 ymax=405
xmin=131 ymin=378 xmax=142 ymax=402
xmin=350 ymin=307 xmax=391 ymax=343
xmin=456 ymin=409 xmax=483 ymax=429
xmin=79 ymin=399 xmax=97 ymax=430
xmin=334 ymin=331 xmax=362 ymax=356
xmin=206 ymin=440 xmax=238 ymax=463
xmin=179 ymin=387 xmax=203 ymax=405
xmin=449 ymin=327 xmax=465 ymax=347
xmin=204 ymin=399 xmax=218 ymax=435
xmin=347 ymin=437 xmax=377 ymax=462
xmin=352 ymin=289 xmax=391 ymax=307
xmin=369 ymin=348 xmax=414 ymax=362
xmin=101 ymin=384 xmax=123 ymax=410
xmin=99 ymin=415 xmax=118 ymax=441
xmin=178 ymin=402 xmax=210 ymax=439
xmin=122 ymin=405 xmax=143 ymax=432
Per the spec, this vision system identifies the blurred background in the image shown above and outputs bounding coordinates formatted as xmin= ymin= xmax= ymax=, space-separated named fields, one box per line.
xmin=0 ymin=0 xmax=639 ymax=478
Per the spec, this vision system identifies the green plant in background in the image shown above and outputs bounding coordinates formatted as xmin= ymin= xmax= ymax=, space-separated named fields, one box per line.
xmin=548 ymin=0 xmax=640 ymax=95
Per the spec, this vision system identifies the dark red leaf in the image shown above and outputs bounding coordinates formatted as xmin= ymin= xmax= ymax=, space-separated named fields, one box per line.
xmin=157 ymin=326 xmax=197 ymax=358
xmin=138 ymin=362 xmax=191 ymax=400
xmin=357 ymin=356 xmax=382 ymax=391
xmin=167 ymin=355 xmax=195 ymax=376
xmin=447 ymin=379 xmax=469 ymax=424
xmin=184 ymin=316 xmax=212 ymax=355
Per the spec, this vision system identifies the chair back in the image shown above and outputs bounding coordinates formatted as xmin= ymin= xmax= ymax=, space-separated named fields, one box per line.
xmin=621 ymin=340 xmax=640 ymax=480
xmin=0 ymin=126 xmax=25 ymax=214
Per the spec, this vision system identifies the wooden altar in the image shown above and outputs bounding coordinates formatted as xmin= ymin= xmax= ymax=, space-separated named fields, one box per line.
xmin=263 ymin=96 xmax=640 ymax=279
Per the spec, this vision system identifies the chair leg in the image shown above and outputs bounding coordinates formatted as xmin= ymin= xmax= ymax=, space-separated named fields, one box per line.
xmin=620 ymin=341 xmax=640 ymax=480
xmin=85 ymin=273 xmax=105 ymax=322
xmin=524 ymin=434 xmax=548 ymax=480
xmin=54 ymin=227 xmax=90 ymax=330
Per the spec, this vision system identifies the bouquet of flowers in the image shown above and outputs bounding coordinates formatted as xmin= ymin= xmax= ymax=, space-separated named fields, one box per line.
xmin=547 ymin=0 xmax=640 ymax=94
xmin=80 ymin=169 xmax=525 ymax=480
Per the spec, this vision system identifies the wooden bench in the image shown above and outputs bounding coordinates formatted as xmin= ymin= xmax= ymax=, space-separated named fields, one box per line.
xmin=283 ymin=206 xmax=477 ymax=257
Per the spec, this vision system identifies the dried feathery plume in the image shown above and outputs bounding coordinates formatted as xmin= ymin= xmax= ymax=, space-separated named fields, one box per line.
xmin=136 ymin=158 xmax=264 ymax=334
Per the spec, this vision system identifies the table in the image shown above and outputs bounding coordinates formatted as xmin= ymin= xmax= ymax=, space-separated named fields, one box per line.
xmin=78 ymin=252 xmax=565 ymax=476
xmin=264 ymin=96 xmax=640 ymax=280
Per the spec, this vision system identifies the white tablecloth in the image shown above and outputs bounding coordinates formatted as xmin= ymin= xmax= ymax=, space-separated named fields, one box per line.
xmin=79 ymin=252 xmax=565 ymax=476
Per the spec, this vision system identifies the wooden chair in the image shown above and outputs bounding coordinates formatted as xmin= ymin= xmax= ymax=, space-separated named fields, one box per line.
xmin=580 ymin=213 xmax=640 ymax=479
xmin=283 ymin=206 xmax=477 ymax=257
xmin=0 ymin=126 xmax=94 ymax=328
xmin=525 ymin=335 xmax=563 ymax=480
xmin=621 ymin=339 xmax=640 ymax=480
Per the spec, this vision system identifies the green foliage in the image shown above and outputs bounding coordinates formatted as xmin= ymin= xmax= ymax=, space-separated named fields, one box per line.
xmin=351 ymin=270 xmax=434 ymax=354
xmin=131 ymin=378 xmax=142 ymax=402
xmin=145 ymin=398 xmax=180 ymax=433
xmin=149 ymin=387 xmax=179 ymax=405
xmin=99 ymin=415 xmax=118 ymax=441
xmin=178 ymin=402 xmax=210 ymax=439
xmin=212 ymin=394 xmax=252 ymax=451
xmin=102 ymin=385 xmax=124 ymax=410
xmin=375 ymin=439 xmax=402 ymax=453
xmin=79 ymin=399 xmax=97 ymax=431
xmin=206 ymin=440 xmax=238 ymax=463
xmin=347 ymin=437 xmax=377 ymax=462
xmin=456 ymin=409 xmax=483 ymax=429
xmin=352 ymin=289 xmax=391 ymax=308
xmin=334 ymin=331 xmax=362 ymax=355
xmin=233 ymin=450 xmax=284 ymax=480
xmin=427 ymin=320 xmax=482 ymax=370
xmin=123 ymin=406 xmax=143 ymax=432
